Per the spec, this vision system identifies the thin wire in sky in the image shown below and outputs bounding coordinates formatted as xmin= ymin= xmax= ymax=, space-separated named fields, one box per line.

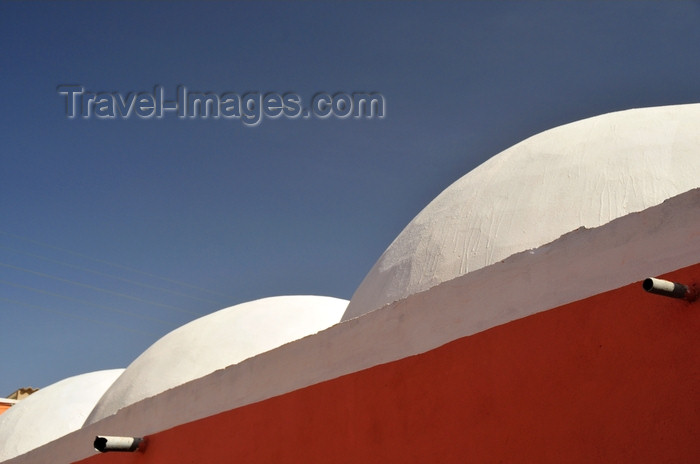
xmin=0 ymin=229 xmax=236 ymax=301
xmin=0 ymin=244 xmax=225 ymax=306
xmin=0 ymin=278 xmax=177 ymax=327
xmin=0 ymin=261 xmax=204 ymax=317
xmin=0 ymin=297 xmax=156 ymax=337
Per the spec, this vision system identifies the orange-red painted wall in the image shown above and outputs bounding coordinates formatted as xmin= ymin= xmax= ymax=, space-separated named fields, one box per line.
xmin=78 ymin=263 xmax=700 ymax=464
xmin=0 ymin=403 xmax=12 ymax=415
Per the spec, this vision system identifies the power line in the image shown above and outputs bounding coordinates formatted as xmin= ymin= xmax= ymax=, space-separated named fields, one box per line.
xmin=0 ymin=229 xmax=236 ymax=300
xmin=0 ymin=279 xmax=177 ymax=327
xmin=0 ymin=297 xmax=155 ymax=337
xmin=0 ymin=244 xmax=225 ymax=306
xmin=0 ymin=261 xmax=204 ymax=317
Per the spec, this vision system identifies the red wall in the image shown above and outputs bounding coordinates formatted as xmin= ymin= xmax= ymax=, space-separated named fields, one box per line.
xmin=79 ymin=264 xmax=700 ymax=464
xmin=0 ymin=403 xmax=12 ymax=416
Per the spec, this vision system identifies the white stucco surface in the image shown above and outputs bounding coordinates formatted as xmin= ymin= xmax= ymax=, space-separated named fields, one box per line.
xmin=84 ymin=295 xmax=347 ymax=425
xmin=344 ymin=104 xmax=700 ymax=320
xmin=0 ymin=369 xmax=123 ymax=462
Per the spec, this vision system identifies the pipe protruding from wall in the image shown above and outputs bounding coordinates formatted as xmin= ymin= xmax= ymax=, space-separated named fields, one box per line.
xmin=94 ymin=436 xmax=144 ymax=453
xmin=642 ymin=277 xmax=695 ymax=301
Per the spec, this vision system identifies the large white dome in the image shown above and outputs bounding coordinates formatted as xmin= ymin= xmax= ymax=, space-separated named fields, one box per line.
xmin=0 ymin=369 xmax=123 ymax=461
xmin=343 ymin=104 xmax=700 ymax=320
xmin=84 ymin=295 xmax=347 ymax=425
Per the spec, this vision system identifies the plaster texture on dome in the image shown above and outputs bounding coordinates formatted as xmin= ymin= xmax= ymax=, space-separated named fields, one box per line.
xmin=344 ymin=104 xmax=700 ymax=321
xmin=0 ymin=369 xmax=123 ymax=462
xmin=84 ymin=295 xmax=347 ymax=425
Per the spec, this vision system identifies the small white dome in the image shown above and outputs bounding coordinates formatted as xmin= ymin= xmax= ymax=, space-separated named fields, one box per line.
xmin=0 ymin=369 xmax=123 ymax=461
xmin=343 ymin=103 xmax=700 ymax=320
xmin=84 ymin=295 xmax=347 ymax=425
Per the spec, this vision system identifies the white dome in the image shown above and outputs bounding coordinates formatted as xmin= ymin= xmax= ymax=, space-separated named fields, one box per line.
xmin=0 ymin=369 xmax=123 ymax=461
xmin=343 ymin=103 xmax=700 ymax=320
xmin=84 ymin=295 xmax=347 ymax=425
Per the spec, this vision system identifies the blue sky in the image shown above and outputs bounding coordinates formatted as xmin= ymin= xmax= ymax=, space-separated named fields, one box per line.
xmin=1 ymin=1 xmax=699 ymax=396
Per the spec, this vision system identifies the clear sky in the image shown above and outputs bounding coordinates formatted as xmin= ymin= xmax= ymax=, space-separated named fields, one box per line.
xmin=1 ymin=1 xmax=699 ymax=396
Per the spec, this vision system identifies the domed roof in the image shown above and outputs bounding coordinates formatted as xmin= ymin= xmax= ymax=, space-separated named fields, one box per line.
xmin=84 ymin=295 xmax=347 ymax=425
xmin=0 ymin=369 xmax=123 ymax=461
xmin=343 ymin=103 xmax=700 ymax=321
